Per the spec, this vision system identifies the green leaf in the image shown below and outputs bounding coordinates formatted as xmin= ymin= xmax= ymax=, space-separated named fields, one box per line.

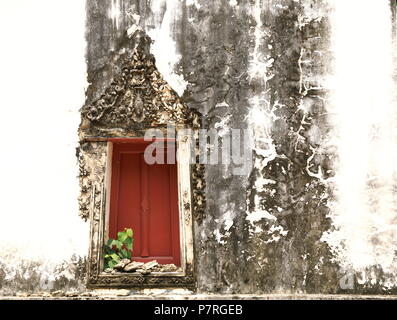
xmin=110 ymin=253 xmax=120 ymax=261
xmin=104 ymin=246 xmax=116 ymax=255
xmin=124 ymin=238 xmax=133 ymax=250
xmin=126 ymin=228 xmax=133 ymax=238
xmin=104 ymin=228 xmax=134 ymax=270
xmin=120 ymin=249 xmax=129 ymax=259
xmin=112 ymin=240 xmax=122 ymax=250
xmin=118 ymin=231 xmax=128 ymax=243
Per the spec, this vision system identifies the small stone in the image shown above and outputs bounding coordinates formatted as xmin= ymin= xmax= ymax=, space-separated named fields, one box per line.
xmin=80 ymin=292 xmax=92 ymax=297
xmin=137 ymin=268 xmax=151 ymax=275
xmin=51 ymin=290 xmax=65 ymax=297
xmin=159 ymin=264 xmax=178 ymax=272
xmin=123 ymin=261 xmax=144 ymax=272
xmin=151 ymin=266 xmax=162 ymax=272
xmin=65 ymin=291 xmax=79 ymax=297
xmin=116 ymin=289 xmax=131 ymax=296
xmin=16 ymin=292 xmax=29 ymax=297
xmin=104 ymin=268 xmax=113 ymax=273
xmin=142 ymin=260 xmax=158 ymax=270
xmin=114 ymin=258 xmax=131 ymax=270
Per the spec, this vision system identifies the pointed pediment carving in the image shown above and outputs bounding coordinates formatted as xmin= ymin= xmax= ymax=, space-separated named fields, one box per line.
xmin=81 ymin=48 xmax=200 ymax=133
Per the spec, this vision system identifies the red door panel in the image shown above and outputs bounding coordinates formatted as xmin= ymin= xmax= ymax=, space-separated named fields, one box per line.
xmin=109 ymin=140 xmax=181 ymax=266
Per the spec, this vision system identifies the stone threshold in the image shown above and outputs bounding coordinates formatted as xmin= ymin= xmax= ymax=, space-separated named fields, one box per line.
xmin=1 ymin=293 xmax=397 ymax=300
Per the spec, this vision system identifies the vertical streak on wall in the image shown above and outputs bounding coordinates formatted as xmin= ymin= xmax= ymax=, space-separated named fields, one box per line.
xmin=246 ymin=0 xmax=278 ymax=228
xmin=110 ymin=0 xmax=121 ymax=30
xmin=324 ymin=0 xmax=397 ymax=285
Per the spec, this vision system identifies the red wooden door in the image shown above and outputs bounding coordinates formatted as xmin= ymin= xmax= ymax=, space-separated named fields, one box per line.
xmin=109 ymin=140 xmax=180 ymax=266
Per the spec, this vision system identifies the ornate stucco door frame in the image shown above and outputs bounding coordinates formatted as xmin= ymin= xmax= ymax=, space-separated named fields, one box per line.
xmin=77 ymin=36 xmax=205 ymax=289
xmin=84 ymin=132 xmax=197 ymax=288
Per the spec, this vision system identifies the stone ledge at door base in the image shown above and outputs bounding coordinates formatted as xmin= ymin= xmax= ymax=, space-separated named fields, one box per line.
xmin=87 ymin=274 xmax=196 ymax=289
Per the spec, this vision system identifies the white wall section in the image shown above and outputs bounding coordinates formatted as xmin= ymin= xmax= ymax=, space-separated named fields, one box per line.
xmin=323 ymin=0 xmax=397 ymax=284
xmin=0 ymin=1 xmax=88 ymax=271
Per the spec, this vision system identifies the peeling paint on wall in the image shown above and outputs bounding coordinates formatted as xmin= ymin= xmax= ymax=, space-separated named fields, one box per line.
xmin=144 ymin=1 xmax=188 ymax=96
xmin=244 ymin=0 xmax=281 ymax=233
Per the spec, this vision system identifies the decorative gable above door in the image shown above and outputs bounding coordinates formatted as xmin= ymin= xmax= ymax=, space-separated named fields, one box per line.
xmin=79 ymin=33 xmax=200 ymax=139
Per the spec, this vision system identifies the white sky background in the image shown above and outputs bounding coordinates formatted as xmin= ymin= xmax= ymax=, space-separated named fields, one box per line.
xmin=0 ymin=0 xmax=88 ymax=262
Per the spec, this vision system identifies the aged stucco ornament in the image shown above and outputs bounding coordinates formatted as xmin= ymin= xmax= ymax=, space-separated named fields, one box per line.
xmin=81 ymin=48 xmax=200 ymax=129
xmin=77 ymin=33 xmax=205 ymax=288
xmin=77 ymin=142 xmax=107 ymax=221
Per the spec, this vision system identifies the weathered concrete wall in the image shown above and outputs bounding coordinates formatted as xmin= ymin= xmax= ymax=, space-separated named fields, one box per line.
xmin=83 ymin=0 xmax=397 ymax=294
xmin=1 ymin=0 xmax=397 ymax=296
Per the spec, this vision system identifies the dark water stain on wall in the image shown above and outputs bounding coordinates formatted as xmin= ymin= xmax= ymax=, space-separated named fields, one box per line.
xmin=249 ymin=1 xmax=339 ymax=294
xmin=173 ymin=0 xmax=338 ymax=294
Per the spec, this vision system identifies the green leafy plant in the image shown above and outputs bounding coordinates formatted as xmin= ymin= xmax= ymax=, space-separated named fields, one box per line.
xmin=104 ymin=228 xmax=134 ymax=269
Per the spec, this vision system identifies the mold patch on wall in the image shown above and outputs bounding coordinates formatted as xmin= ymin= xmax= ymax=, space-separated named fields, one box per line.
xmin=242 ymin=0 xmax=338 ymax=294
xmin=0 ymin=248 xmax=86 ymax=295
